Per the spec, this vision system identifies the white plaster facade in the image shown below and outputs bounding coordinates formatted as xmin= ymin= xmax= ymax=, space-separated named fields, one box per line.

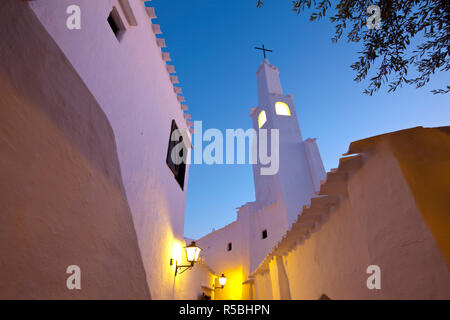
xmin=2 ymin=0 xmax=448 ymax=301
xmin=197 ymin=59 xmax=326 ymax=299
xmin=251 ymin=127 xmax=450 ymax=300
xmin=27 ymin=0 xmax=194 ymax=299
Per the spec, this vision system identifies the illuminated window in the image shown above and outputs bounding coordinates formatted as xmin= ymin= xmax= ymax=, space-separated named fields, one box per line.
xmin=275 ymin=101 xmax=291 ymax=116
xmin=258 ymin=110 xmax=267 ymax=128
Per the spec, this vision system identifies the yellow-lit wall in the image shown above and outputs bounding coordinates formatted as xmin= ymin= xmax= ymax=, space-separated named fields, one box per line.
xmin=213 ymin=266 xmax=245 ymax=300
xmin=171 ymin=239 xmax=217 ymax=300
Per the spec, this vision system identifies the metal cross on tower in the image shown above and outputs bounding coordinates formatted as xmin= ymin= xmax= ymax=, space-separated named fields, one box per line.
xmin=255 ymin=44 xmax=273 ymax=59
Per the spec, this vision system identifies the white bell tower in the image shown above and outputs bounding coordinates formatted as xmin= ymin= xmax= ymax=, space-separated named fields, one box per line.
xmin=250 ymin=58 xmax=326 ymax=225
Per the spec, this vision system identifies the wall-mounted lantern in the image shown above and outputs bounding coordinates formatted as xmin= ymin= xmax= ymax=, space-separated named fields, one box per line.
xmin=216 ymin=274 xmax=227 ymax=289
xmin=170 ymin=241 xmax=202 ymax=276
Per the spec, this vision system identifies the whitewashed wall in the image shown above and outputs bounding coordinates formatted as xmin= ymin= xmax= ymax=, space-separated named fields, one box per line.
xmin=249 ymin=201 xmax=288 ymax=273
xmin=197 ymin=59 xmax=327 ymax=299
xmin=29 ymin=0 xmax=191 ymax=299
xmin=0 ymin=0 xmax=151 ymax=299
xmin=252 ymin=140 xmax=450 ymax=300
xmin=197 ymin=221 xmax=249 ymax=300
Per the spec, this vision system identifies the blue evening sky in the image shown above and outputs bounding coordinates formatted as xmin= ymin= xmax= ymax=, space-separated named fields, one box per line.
xmin=149 ymin=1 xmax=449 ymax=240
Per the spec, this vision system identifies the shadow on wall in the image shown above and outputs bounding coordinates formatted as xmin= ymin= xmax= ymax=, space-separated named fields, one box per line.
xmin=0 ymin=0 xmax=150 ymax=299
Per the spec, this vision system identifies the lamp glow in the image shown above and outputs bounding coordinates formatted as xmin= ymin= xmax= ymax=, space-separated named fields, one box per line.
xmin=185 ymin=241 xmax=201 ymax=263
xmin=218 ymin=274 xmax=227 ymax=288
xmin=171 ymin=241 xmax=202 ymax=276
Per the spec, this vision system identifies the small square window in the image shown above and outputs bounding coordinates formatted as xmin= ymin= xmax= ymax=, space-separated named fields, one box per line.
xmin=227 ymin=242 xmax=232 ymax=251
xmin=262 ymin=229 xmax=268 ymax=239
xmin=108 ymin=7 xmax=126 ymax=41
xmin=166 ymin=120 xmax=187 ymax=190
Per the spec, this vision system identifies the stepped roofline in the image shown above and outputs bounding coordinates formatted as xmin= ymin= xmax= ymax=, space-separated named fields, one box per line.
xmin=250 ymin=126 xmax=450 ymax=277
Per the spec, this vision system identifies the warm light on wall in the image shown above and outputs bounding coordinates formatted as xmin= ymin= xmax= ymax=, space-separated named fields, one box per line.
xmin=214 ymin=267 xmax=244 ymax=300
xmin=258 ymin=110 xmax=267 ymax=128
xmin=275 ymin=101 xmax=291 ymax=116
xmin=172 ymin=242 xmax=182 ymax=270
